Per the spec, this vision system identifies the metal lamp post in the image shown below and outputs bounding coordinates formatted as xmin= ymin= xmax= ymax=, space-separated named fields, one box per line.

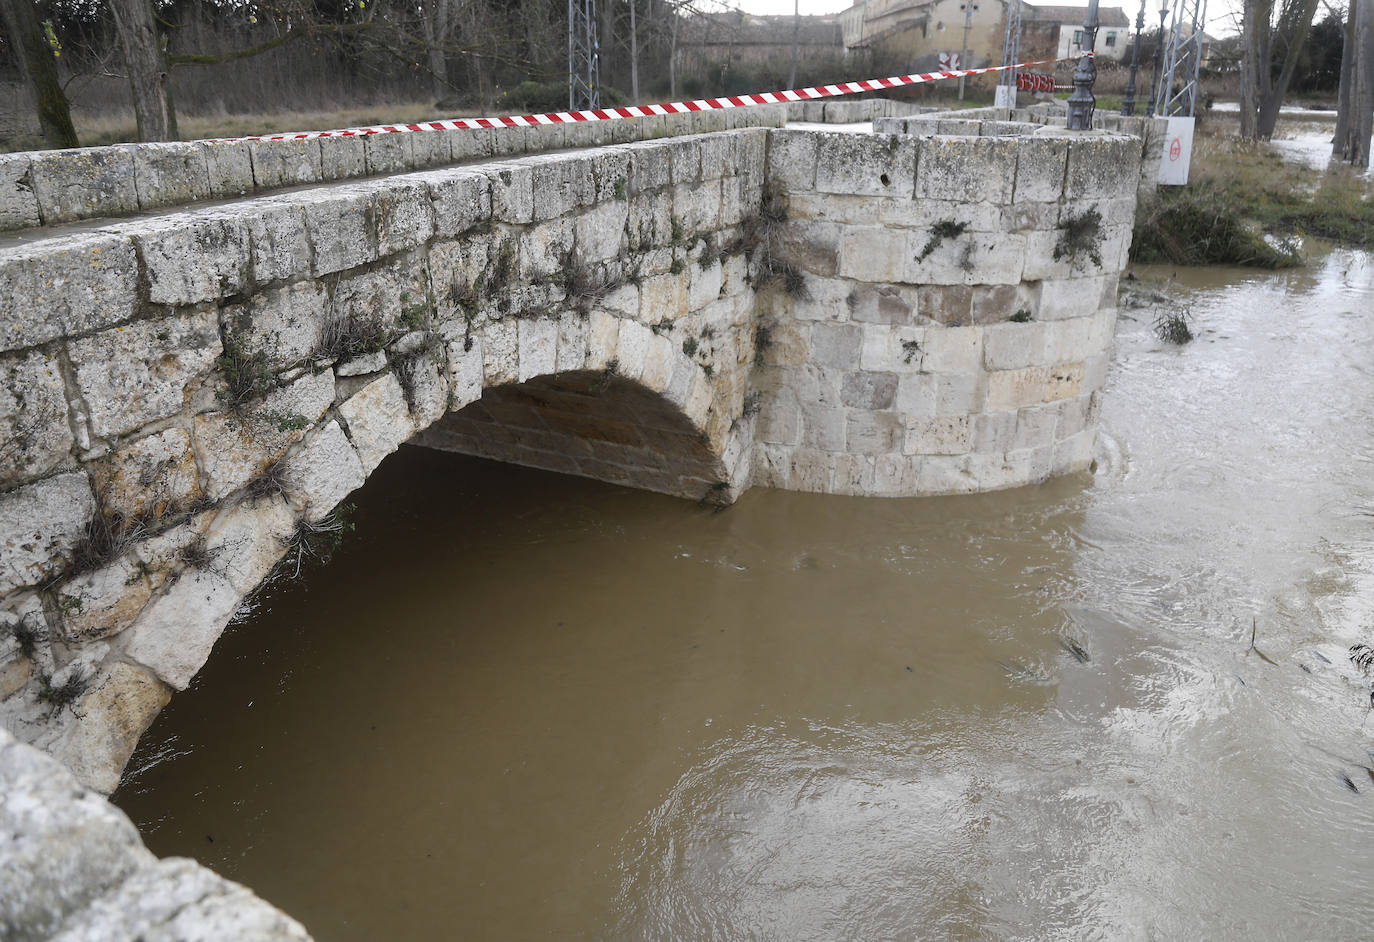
xmin=1121 ymin=0 xmax=1148 ymax=115
xmin=957 ymin=2 xmax=979 ymax=100
xmin=1065 ymin=0 xmax=1100 ymax=129
xmin=1144 ymin=0 xmax=1170 ymax=117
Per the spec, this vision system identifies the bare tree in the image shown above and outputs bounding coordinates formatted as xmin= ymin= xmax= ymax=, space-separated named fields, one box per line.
xmin=1333 ymin=0 xmax=1374 ymax=165
xmin=108 ymin=0 xmax=177 ymax=140
xmin=1239 ymin=0 xmax=1323 ymax=139
xmin=419 ymin=0 xmax=459 ymax=99
xmin=0 ymin=0 xmax=78 ymax=147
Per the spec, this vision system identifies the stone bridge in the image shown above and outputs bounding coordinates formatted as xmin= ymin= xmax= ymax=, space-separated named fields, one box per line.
xmin=0 ymin=99 xmax=1154 ymax=937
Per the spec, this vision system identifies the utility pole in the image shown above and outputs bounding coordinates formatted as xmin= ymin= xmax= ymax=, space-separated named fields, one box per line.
xmin=568 ymin=0 xmax=601 ymax=111
xmin=1144 ymin=0 xmax=1169 ymax=115
xmin=957 ymin=2 xmax=978 ymax=99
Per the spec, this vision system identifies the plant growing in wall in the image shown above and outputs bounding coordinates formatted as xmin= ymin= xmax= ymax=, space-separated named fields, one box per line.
xmin=1054 ymin=207 xmax=1105 ymax=268
xmin=917 ymin=220 xmax=969 ymax=262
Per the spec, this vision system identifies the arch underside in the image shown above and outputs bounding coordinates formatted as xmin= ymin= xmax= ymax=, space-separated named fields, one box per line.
xmin=415 ymin=370 xmax=730 ymax=503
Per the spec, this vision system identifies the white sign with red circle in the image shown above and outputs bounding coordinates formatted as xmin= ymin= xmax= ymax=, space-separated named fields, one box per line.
xmin=1157 ymin=116 xmax=1195 ymax=186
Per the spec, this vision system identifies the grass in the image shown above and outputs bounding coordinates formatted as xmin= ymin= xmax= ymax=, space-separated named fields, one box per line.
xmin=3 ymin=101 xmax=455 ymax=152
xmin=1131 ymin=130 xmax=1374 ymax=267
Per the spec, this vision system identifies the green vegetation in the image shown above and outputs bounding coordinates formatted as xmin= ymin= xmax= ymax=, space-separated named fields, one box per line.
xmin=217 ymin=334 xmax=276 ymax=408
xmin=918 ymin=220 xmax=968 ymax=262
xmin=1131 ymin=135 xmax=1373 ymax=268
xmin=1054 ymin=208 xmax=1104 ymax=268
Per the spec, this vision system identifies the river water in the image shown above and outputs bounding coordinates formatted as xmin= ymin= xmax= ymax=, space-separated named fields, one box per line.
xmin=115 ymin=248 xmax=1374 ymax=940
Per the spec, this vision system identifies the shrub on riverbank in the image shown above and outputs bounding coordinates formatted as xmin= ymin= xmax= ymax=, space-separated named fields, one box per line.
xmin=1131 ymin=133 xmax=1374 ymax=267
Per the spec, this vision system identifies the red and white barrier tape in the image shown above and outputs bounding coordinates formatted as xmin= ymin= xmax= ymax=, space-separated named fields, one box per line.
xmin=223 ymin=55 xmax=1083 ymax=144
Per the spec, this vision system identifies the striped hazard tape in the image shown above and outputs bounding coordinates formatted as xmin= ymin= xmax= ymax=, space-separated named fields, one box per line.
xmin=224 ymin=55 xmax=1085 ymax=144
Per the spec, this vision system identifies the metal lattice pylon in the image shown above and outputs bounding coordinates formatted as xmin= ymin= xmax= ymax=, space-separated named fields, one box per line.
xmin=999 ymin=0 xmax=1024 ymax=91
xmin=1154 ymin=0 xmax=1207 ymax=116
xmin=569 ymin=0 xmax=601 ymax=111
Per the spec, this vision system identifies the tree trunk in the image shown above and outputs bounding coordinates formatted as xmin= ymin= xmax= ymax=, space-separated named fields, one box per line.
xmin=0 ymin=0 xmax=78 ymax=148
xmin=1255 ymin=0 xmax=1321 ymax=138
xmin=669 ymin=13 xmax=679 ymax=98
xmin=788 ymin=0 xmax=799 ymax=88
xmin=629 ymin=0 xmax=640 ymax=104
xmin=1333 ymin=4 xmax=1357 ymax=157
xmin=109 ymin=0 xmax=177 ymax=141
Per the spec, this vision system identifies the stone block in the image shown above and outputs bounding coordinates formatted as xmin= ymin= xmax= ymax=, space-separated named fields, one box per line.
xmin=319 ymin=136 xmax=367 ymax=180
xmin=0 ymin=472 xmax=94 ymax=597
xmin=0 ymin=233 xmax=139 ymax=353
xmin=983 ymin=321 xmax=1046 ymax=370
xmin=362 ymin=133 xmax=411 ymax=175
xmin=640 ymin=273 xmax=688 ymax=321
xmin=430 ymin=237 xmax=490 ymax=320
xmin=905 ymin=414 xmax=972 ymax=455
xmin=482 ymin=319 xmax=520 ymax=385
xmin=529 ymin=154 xmax=596 ymax=220
xmin=766 ymin=130 xmax=818 ymax=189
xmin=935 ymin=373 xmax=983 ymax=416
xmin=132 ymin=142 xmax=211 ymax=209
xmin=54 ymin=555 xmax=154 ymax=644
xmin=225 ymin=281 xmax=327 ymax=370
xmin=1066 ymin=136 xmax=1140 ymax=199
xmin=448 ymin=126 xmax=495 ymax=162
xmin=329 ymin=253 xmax=429 ymax=333
xmin=70 ymin=311 xmax=220 ymax=439
xmin=814 ymin=132 xmax=917 ymax=199
xmin=248 ymin=139 xmax=322 ymax=189
xmin=490 ymin=125 xmax=529 ymax=156
xmin=194 ymin=371 xmax=334 ymax=499
xmin=0 ymin=153 xmax=39 ymax=229
xmin=421 ymin=169 xmax=493 ymax=237
xmin=132 ymin=213 xmax=251 ymax=305
xmin=0 ymin=348 xmax=73 ymax=487
xmin=446 ymin=337 xmax=484 ymax=408
xmin=838 ymin=227 xmax=908 ymax=283
xmin=801 ymin=405 xmax=846 ymax=451
xmin=281 ymin=420 xmax=366 ymax=523
xmin=246 ymin=200 xmax=312 ymax=284
xmin=986 ymin=366 xmax=1048 ymax=410
xmin=576 ymin=201 xmax=630 ymax=263
xmin=338 ymin=372 xmax=414 ymax=473
xmin=627 ymin=143 xmax=672 ymax=194
xmin=915 ymin=136 xmax=1017 ymax=204
xmin=1013 ymin=403 xmax=1059 ymax=450
xmin=672 ymin=179 xmax=721 ymax=234
xmin=299 ymin=186 xmax=378 ymax=276
xmin=592 ymin=151 xmax=631 ymax=204
xmin=50 ymin=661 xmax=170 ymax=795
xmin=846 ymin=409 xmax=904 ymax=455
xmin=586 ymin=310 xmax=620 ymax=370
xmin=916 ymin=285 xmax=974 ymax=327
xmin=971 ymin=283 xmax=1039 ymax=325
xmin=1038 ymin=275 xmax=1111 ymax=320
xmin=859 ymin=324 xmax=891 ymax=371
xmin=28 ymin=147 xmax=138 ymax=223
xmin=200 ymin=141 xmax=254 ymax=199
xmin=410 ymin=128 xmax=449 ymax=168
xmin=846 ymin=283 xmax=918 ymax=325
xmin=809 ymin=322 xmax=862 ymax=369
xmin=485 ymin=163 xmax=535 ymax=224
xmin=641 ymin=333 xmax=675 ymax=393
xmin=554 ymin=312 xmax=589 ymax=373
xmin=917 ymin=454 xmax=978 ymax=494
xmin=841 ymin=371 xmax=898 ymax=410
xmin=973 ymin=410 xmax=1017 ymax=452
xmin=1044 ymin=360 xmax=1085 ymax=401
xmin=126 ymin=501 xmax=294 ymax=690
xmin=921 ymin=325 xmax=983 ymax=373
xmin=1012 ymin=136 xmax=1069 ymax=203
xmin=614 ymin=320 xmax=653 ymax=381
xmin=521 ymin=217 xmax=576 ymax=281
xmin=373 ymin=180 xmax=436 ymax=255
xmin=90 ymin=427 xmax=200 ymax=522
xmin=517 ymin=317 xmax=558 ymax=382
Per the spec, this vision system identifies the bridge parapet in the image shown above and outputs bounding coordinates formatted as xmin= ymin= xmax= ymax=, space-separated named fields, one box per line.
xmin=753 ymin=123 xmax=1139 ymax=495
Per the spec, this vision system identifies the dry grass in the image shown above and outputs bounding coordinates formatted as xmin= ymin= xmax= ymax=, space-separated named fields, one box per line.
xmin=3 ymin=100 xmax=478 ymax=152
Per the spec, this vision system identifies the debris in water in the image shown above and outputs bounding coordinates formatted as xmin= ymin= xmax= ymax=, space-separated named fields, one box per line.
xmin=1315 ymin=651 xmax=1332 ymax=664
xmin=1246 ymin=618 xmax=1278 ymax=666
xmin=1350 ymin=643 xmax=1374 ymax=674
xmin=1060 ymin=639 xmax=1090 ymax=663
xmin=1340 ymin=773 xmax=1360 ymax=794
xmin=1300 ymin=663 xmax=1312 ymax=673
xmin=905 ymin=665 xmax=913 ymax=672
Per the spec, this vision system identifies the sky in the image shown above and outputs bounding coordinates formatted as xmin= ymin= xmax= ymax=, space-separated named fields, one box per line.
xmin=728 ymin=0 xmax=1244 ymax=37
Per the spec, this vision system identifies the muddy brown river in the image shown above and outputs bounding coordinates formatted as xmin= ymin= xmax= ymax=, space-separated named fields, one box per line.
xmin=115 ymin=248 xmax=1374 ymax=940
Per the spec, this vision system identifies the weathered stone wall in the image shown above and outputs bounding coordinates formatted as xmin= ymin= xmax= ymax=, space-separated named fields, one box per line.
xmin=0 ymin=725 xmax=310 ymax=942
xmin=0 ymin=129 xmax=769 ymax=797
xmin=0 ymin=97 xmax=935 ymax=233
xmin=751 ymin=123 xmax=1137 ymax=495
xmin=0 ymin=104 xmax=788 ymax=233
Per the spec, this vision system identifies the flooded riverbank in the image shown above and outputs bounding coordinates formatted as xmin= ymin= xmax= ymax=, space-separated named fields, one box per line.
xmin=115 ymin=248 xmax=1374 ymax=940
